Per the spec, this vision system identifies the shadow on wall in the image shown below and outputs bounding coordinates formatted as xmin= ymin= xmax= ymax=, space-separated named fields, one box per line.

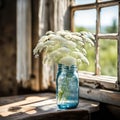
xmin=0 ymin=0 xmax=17 ymax=96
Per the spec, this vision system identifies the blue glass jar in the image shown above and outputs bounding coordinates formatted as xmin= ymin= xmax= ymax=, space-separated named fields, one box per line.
xmin=56 ymin=65 xmax=79 ymax=110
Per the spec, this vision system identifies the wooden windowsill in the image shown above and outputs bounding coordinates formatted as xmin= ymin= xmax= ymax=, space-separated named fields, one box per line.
xmin=79 ymin=71 xmax=120 ymax=107
xmin=0 ymin=93 xmax=99 ymax=120
xmin=79 ymin=71 xmax=119 ymax=90
xmin=80 ymin=86 xmax=120 ymax=107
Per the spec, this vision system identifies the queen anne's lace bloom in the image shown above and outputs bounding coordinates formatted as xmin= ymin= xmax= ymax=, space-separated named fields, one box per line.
xmin=33 ymin=30 xmax=95 ymax=68
xmin=59 ymin=56 xmax=76 ymax=66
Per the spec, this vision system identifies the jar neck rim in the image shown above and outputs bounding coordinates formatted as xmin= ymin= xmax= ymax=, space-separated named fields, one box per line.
xmin=63 ymin=65 xmax=77 ymax=68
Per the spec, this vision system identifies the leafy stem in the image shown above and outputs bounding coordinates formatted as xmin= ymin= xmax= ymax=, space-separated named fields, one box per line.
xmin=58 ymin=76 xmax=70 ymax=102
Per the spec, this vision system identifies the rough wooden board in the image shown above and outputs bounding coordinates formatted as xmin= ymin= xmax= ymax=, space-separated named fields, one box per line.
xmin=78 ymin=71 xmax=119 ymax=90
xmin=0 ymin=93 xmax=99 ymax=120
xmin=80 ymin=86 xmax=120 ymax=106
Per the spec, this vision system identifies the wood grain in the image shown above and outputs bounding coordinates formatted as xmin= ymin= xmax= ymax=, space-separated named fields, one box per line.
xmin=0 ymin=93 xmax=99 ymax=120
xmin=80 ymin=86 xmax=120 ymax=106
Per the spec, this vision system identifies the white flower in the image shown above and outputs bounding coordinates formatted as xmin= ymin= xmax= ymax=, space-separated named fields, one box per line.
xmin=71 ymin=51 xmax=89 ymax=65
xmin=45 ymin=47 xmax=71 ymax=63
xmin=81 ymin=32 xmax=95 ymax=46
xmin=46 ymin=31 xmax=54 ymax=35
xmin=43 ymin=40 xmax=55 ymax=46
xmin=49 ymin=34 xmax=66 ymax=42
xmin=57 ymin=47 xmax=70 ymax=53
xmin=59 ymin=56 xmax=76 ymax=66
xmin=45 ymin=45 xmax=59 ymax=53
xmin=62 ymin=40 xmax=76 ymax=49
xmin=33 ymin=42 xmax=44 ymax=55
xmin=64 ymin=34 xmax=72 ymax=40
xmin=33 ymin=30 xmax=95 ymax=68
xmin=39 ymin=36 xmax=49 ymax=42
xmin=56 ymin=30 xmax=70 ymax=36
xmin=87 ymin=32 xmax=95 ymax=40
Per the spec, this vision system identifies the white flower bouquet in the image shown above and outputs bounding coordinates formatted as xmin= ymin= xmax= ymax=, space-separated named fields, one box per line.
xmin=33 ymin=30 xmax=95 ymax=69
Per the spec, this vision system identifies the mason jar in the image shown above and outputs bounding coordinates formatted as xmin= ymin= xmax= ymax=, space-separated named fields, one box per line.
xmin=56 ymin=65 xmax=79 ymax=109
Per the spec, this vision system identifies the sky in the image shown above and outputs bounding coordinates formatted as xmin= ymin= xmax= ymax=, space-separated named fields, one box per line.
xmin=74 ymin=0 xmax=118 ymax=27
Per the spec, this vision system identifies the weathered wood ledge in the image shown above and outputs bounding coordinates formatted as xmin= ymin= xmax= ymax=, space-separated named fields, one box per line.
xmin=0 ymin=93 xmax=99 ymax=120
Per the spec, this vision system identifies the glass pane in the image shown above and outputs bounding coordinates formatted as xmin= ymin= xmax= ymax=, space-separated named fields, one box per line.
xmin=100 ymin=6 xmax=118 ymax=33
xmin=78 ymin=44 xmax=95 ymax=72
xmin=99 ymin=39 xmax=117 ymax=76
xmin=75 ymin=0 xmax=95 ymax=5
xmin=74 ymin=9 xmax=96 ymax=33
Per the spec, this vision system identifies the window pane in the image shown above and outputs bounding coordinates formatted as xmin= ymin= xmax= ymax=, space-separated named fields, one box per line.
xmin=100 ymin=6 xmax=118 ymax=33
xmin=99 ymin=39 xmax=117 ymax=76
xmin=78 ymin=44 xmax=95 ymax=72
xmin=75 ymin=0 xmax=95 ymax=5
xmin=74 ymin=9 xmax=96 ymax=33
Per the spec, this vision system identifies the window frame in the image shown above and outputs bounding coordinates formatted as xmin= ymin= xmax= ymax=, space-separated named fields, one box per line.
xmin=70 ymin=0 xmax=120 ymax=106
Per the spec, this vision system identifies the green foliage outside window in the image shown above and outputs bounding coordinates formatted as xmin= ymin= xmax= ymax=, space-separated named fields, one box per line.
xmin=75 ymin=25 xmax=117 ymax=76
